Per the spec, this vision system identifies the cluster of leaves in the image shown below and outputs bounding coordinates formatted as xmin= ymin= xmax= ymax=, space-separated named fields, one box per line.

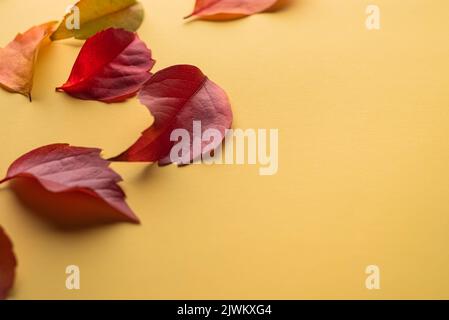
xmin=0 ymin=0 xmax=285 ymax=299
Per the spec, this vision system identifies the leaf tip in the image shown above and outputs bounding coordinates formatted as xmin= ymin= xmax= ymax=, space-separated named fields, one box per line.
xmin=129 ymin=216 xmax=141 ymax=225
xmin=108 ymin=155 xmax=124 ymax=162
xmin=49 ymin=31 xmax=58 ymax=41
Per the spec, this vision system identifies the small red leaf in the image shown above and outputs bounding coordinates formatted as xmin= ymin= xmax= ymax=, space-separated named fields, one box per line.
xmin=0 ymin=226 xmax=17 ymax=300
xmin=56 ymin=28 xmax=154 ymax=103
xmin=185 ymin=0 xmax=281 ymax=20
xmin=0 ymin=144 xmax=139 ymax=224
xmin=110 ymin=65 xmax=233 ymax=165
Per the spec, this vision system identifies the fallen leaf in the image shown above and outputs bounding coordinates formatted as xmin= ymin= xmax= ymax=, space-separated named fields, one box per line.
xmin=110 ymin=65 xmax=233 ymax=165
xmin=0 ymin=21 xmax=58 ymax=100
xmin=56 ymin=28 xmax=154 ymax=103
xmin=51 ymin=0 xmax=144 ymax=41
xmin=0 ymin=226 xmax=17 ymax=300
xmin=185 ymin=0 xmax=281 ymax=20
xmin=0 ymin=144 xmax=139 ymax=224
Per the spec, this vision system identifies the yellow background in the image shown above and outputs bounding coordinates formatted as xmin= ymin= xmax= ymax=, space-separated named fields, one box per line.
xmin=1 ymin=0 xmax=449 ymax=299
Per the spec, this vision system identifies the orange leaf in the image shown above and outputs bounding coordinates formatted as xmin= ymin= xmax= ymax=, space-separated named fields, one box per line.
xmin=0 ymin=21 xmax=58 ymax=100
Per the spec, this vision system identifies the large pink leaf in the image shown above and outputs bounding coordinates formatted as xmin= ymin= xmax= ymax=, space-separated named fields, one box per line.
xmin=56 ymin=28 xmax=154 ymax=103
xmin=0 ymin=226 xmax=17 ymax=300
xmin=0 ymin=144 xmax=139 ymax=224
xmin=110 ymin=65 xmax=233 ymax=165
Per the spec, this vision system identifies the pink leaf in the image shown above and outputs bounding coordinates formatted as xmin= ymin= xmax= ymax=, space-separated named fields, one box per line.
xmin=110 ymin=65 xmax=233 ymax=165
xmin=185 ymin=0 xmax=282 ymax=20
xmin=0 ymin=144 xmax=139 ymax=225
xmin=0 ymin=226 xmax=17 ymax=300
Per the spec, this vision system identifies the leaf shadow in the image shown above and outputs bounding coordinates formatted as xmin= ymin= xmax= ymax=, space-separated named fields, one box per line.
xmin=135 ymin=162 xmax=161 ymax=183
xmin=51 ymin=39 xmax=84 ymax=48
xmin=267 ymin=0 xmax=296 ymax=13
xmin=7 ymin=177 xmax=136 ymax=232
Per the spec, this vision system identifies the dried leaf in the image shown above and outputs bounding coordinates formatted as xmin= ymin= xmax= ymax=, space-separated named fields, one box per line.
xmin=0 ymin=144 xmax=139 ymax=224
xmin=56 ymin=28 xmax=154 ymax=103
xmin=185 ymin=0 xmax=281 ymax=20
xmin=0 ymin=226 xmax=17 ymax=300
xmin=110 ymin=65 xmax=233 ymax=165
xmin=0 ymin=21 xmax=58 ymax=100
xmin=51 ymin=0 xmax=144 ymax=41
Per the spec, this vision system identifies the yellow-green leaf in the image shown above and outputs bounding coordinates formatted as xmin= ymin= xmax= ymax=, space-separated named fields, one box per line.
xmin=51 ymin=0 xmax=144 ymax=41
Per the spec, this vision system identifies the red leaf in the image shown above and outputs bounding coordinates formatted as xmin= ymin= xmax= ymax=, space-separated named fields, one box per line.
xmin=56 ymin=28 xmax=154 ymax=103
xmin=0 ymin=144 xmax=139 ymax=224
xmin=185 ymin=0 xmax=282 ymax=20
xmin=110 ymin=65 xmax=233 ymax=165
xmin=0 ymin=226 xmax=17 ymax=300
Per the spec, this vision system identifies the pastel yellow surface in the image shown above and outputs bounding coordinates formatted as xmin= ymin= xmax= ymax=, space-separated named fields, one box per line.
xmin=1 ymin=0 xmax=449 ymax=299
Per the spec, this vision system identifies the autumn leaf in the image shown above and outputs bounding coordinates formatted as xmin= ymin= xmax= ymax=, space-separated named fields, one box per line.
xmin=110 ymin=65 xmax=233 ymax=165
xmin=0 ymin=21 xmax=58 ymax=100
xmin=56 ymin=28 xmax=154 ymax=103
xmin=0 ymin=226 xmax=17 ymax=300
xmin=0 ymin=144 xmax=139 ymax=225
xmin=185 ymin=0 xmax=282 ymax=20
xmin=51 ymin=0 xmax=144 ymax=41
